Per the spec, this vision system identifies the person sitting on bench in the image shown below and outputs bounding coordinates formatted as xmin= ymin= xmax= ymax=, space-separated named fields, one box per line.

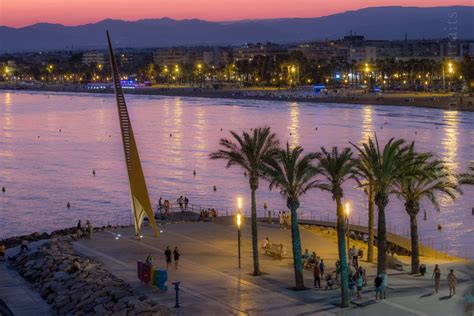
xmin=262 ymin=237 xmax=270 ymax=250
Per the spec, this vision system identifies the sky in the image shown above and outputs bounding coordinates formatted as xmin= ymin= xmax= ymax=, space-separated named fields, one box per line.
xmin=1 ymin=0 xmax=472 ymax=28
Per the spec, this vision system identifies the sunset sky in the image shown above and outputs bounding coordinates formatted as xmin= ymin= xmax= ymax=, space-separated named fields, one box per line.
xmin=1 ymin=0 xmax=471 ymax=28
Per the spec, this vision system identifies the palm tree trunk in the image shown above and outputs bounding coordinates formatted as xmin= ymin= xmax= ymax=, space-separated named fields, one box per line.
xmin=409 ymin=214 xmax=420 ymax=274
xmin=375 ymin=194 xmax=388 ymax=274
xmin=250 ymin=187 xmax=261 ymax=276
xmin=367 ymin=187 xmax=375 ymax=263
xmin=289 ymin=202 xmax=304 ymax=290
xmin=336 ymin=196 xmax=350 ymax=307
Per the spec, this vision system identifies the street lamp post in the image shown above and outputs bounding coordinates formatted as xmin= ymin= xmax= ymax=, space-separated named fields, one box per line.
xmin=237 ymin=197 xmax=242 ymax=269
xmin=345 ymin=202 xmax=351 ymax=259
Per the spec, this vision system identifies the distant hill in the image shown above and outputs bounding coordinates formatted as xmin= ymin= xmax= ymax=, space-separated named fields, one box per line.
xmin=1 ymin=6 xmax=473 ymax=52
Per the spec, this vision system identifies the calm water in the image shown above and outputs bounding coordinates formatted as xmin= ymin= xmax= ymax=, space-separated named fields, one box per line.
xmin=0 ymin=91 xmax=473 ymax=258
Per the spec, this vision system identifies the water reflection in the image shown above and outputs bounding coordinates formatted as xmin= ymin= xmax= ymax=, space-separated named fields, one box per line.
xmin=360 ymin=105 xmax=374 ymax=144
xmin=442 ymin=111 xmax=459 ymax=179
xmin=288 ymin=102 xmax=299 ymax=147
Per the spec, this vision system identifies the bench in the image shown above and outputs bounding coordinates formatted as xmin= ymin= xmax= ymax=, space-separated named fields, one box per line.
xmin=387 ymin=255 xmax=408 ymax=271
xmin=264 ymin=243 xmax=285 ymax=260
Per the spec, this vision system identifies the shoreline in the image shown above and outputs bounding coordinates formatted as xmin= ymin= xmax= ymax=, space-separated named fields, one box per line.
xmin=2 ymin=84 xmax=474 ymax=111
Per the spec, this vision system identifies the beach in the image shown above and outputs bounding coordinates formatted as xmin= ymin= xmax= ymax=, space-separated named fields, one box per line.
xmin=2 ymin=83 xmax=474 ymax=111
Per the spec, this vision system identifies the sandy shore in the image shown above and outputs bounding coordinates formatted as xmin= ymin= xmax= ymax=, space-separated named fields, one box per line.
xmin=2 ymin=83 xmax=474 ymax=111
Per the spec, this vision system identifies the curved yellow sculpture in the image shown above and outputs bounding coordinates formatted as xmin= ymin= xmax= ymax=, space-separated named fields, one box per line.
xmin=106 ymin=31 xmax=159 ymax=237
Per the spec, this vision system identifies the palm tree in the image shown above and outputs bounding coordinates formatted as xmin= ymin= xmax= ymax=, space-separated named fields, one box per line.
xmin=459 ymin=165 xmax=474 ymax=185
xmin=354 ymin=160 xmax=376 ymax=263
xmin=209 ymin=127 xmax=280 ymax=276
xmin=392 ymin=154 xmax=458 ymax=274
xmin=351 ymin=136 xmax=417 ymax=274
xmin=264 ymin=143 xmax=319 ymax=290
xmin=315 ymin=147 xmax=357 ymax=307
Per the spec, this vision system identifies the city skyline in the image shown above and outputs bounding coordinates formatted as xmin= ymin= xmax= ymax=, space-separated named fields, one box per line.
xmin=1 ymin=1 xmax=472 ymax=28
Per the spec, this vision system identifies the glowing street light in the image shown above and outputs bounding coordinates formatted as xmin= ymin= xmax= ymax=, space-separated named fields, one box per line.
xmin=236 ymin=197 xmax=242 ymax=269
xmin=345 ymin=202 xmax=351 ymax=257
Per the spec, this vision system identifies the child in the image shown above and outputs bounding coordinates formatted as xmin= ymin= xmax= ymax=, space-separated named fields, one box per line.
xmin=374 ymin=274 xmax=383 ymax=301
xmin=348 ymin=274 xmax=356 ymax=299
xmin=356 ymin=272 xmax=364 ymax=299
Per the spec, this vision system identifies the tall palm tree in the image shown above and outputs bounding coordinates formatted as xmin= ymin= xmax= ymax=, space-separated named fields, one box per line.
xmin=264 ymin=144 xmax=319 ymax=290
xmin=209 ymin=127 xmax=279 ymax=276
xmin=392 ymin=154 xmax=458 ymax=274
xmin=351 ymin=136 xmax=417 ymax=274
xmin=354 ymin=161 xmax=376 ymax=263
xmin=315 ymin=147 xmax=357 ymax=307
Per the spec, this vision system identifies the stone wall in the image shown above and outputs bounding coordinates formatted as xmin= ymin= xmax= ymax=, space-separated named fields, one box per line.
xmin=10 ymin=239 xmax=171 ymax=315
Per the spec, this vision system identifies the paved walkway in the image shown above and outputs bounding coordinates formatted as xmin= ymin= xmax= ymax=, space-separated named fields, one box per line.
xmin=0 ymin=245 xmax=51 ymax=315
xmin=74 ymin=220 xmax=472 ymax=316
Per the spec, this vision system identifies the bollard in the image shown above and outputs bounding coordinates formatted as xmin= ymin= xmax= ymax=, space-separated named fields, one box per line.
xmin=172 ymin=281 xmax=181 ymax=308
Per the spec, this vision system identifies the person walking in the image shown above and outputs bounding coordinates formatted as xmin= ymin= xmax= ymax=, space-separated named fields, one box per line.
xmin=356 ymin=272 xmax=364 ymax=299
xmin=447 ymin=269 xmax=457 ymax=296
xmin=374 ymin=274 xmax=383 ymax=301
xmin=165 ymin=246 xmax=172 ymax=270
xmin=184 ymin=197 xmax=189 ymax=211
xmin=76 ymin=220 xmax=83 ymax=239
xmin=279 ymin=211 xmax=284 ymax=229
xmin=432 ymin=264 xmax=441 ymax=293
xmin=286 ymin=212 xmax=291 ymax=230
xmin=319 ymin=259 xmax=325 ymax=279
xmin=87 ymin=220 xmax=93 ymax=239
xmin=158 ymin=197 xmax=163 ymax=213
xmin=177 ymin=196 xmax=184 ymax=211
xmin=313 ymin=263 xmax=321 ymax=288
xmin=381 ymin=272 xmax=388 ymax=300
xmin=173 ymin=246 xmax=181 ymax=270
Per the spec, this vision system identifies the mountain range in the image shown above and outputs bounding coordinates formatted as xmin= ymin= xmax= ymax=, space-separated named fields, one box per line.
xmin=1 ymin=6 xmax=473 ymax=52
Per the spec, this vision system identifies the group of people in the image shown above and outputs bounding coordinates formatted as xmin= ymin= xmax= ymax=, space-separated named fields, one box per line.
xmin=432 ymin=264 xmax=457 ymax=297
xmin=278 ymin=211 xmax=291 ymax=229
xmin=157 ymin=197 xmax=172 ymax=215
xmin=199 ymin=208 xmax=218 ymax=220
xmin=157 ymin=196 xmax=190 ymax=215
xmin=176 ymin=196 xmax=190 ymax=211
xmin=164 ymin=246 xmax=181 ymax=270
xmin=76 ymin=220 xmax=93 ymax=239
xmin=301 ymin=249 xmax=319 ymax=269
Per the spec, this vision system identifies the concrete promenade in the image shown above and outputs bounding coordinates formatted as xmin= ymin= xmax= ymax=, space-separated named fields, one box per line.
xmin=0 ymin=244 xmax=51 ymax=315
xmin=74 ymin=219 xmax=472 ymax=315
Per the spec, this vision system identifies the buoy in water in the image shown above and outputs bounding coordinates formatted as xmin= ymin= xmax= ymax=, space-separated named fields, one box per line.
xmin=315 ymin=127 xmax=318 ymax=131
xmin=67 ymin=202 xmax=71 ymax=208
xmin=193 ymin=170 xmax=196 ymax=177
xmin=437 ymin=224 xmax=442 ymax=230
xmin=1 ymin=187 xmax=5 ymax=193
xmin=220 ymin=128 xmax=223 ymax=132
xmin=170 ymin=133 xmax=172 ymax=137
xmin=59 ymin=129 xmax=62 ymax=132
xmin=415 ymin=131 xmax=418 ymax=135
xmin=93 ymin=170 xmax=96 ymax=176
xmin=213 ymin=186 xmax=217 ymax=192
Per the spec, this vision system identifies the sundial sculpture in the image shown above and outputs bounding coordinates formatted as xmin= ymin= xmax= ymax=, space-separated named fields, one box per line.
xmin=106 ymin=31 xmax=159 ymax=237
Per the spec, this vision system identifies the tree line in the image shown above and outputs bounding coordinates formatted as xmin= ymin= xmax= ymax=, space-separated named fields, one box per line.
xmin=209 ymin=126 xmax=472 ymax=307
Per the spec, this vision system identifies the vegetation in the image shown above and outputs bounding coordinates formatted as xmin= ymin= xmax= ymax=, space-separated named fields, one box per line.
xmin=264 ymin=143 xmax=319 ymax=290
xmin=209 ymin=127 xmax=279 ymax=276
xmin=314 ymin=147 xmax=357 ymax=307
xmin=392 ymin=153 xmax=458 ymax=274
xmin=352 ymin=136 xmax=417 ymax=274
